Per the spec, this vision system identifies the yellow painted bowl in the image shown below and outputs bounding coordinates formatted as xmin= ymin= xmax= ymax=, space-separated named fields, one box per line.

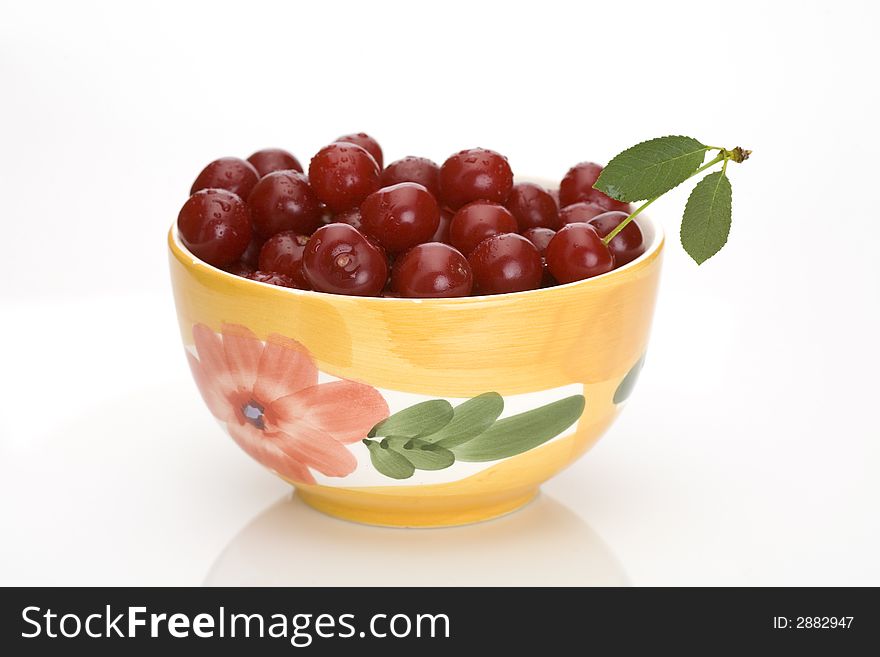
xmin=168 ymin=199 xmax=663 ymax=527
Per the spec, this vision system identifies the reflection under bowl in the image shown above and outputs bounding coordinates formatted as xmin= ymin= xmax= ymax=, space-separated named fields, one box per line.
xmin=205 ymin=492 xmax=627 ymax=586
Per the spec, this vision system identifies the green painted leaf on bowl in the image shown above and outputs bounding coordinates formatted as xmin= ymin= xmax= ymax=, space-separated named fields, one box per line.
xmin=594 ymin=135 xmax=707 ymax=202
xmin=364 ymin=439 xmax=415 ymax=479
xmin=368 ymin=399 xmax=454 ymax=438
xmin=384 ymin=437 xmax=456 ymax=471
xmin=452 ymin=395 xmax=586 ymax=462
xmin=613 ymin=355 xmax=646 ymax=404
xmin=424 ymin=392 xmax=505 ymax=448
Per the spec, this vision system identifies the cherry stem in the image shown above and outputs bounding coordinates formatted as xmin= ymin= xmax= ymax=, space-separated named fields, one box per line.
xmin=601 ymin=148 xmax=749 ymax=247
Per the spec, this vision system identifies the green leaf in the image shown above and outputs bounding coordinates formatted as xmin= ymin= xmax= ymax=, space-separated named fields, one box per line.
xmin=424 ymin=392 xmax=505 ymax=448
xmin=364 ymin=439 xmax=415 ymax=479
xmin=368 ymin=399 xmax=454 ymax=438
xmin=384 ymin=437 xmax=456 ymax=471
xmin=594 ymin=136 xmax=707 ymax=202
xmin=680 ymin=171 xmax=733 ymax=264
xmin=452 ymin=395 xmax=586 ymax=462
xmin=613 ymin=355 xmax=646 ymax=404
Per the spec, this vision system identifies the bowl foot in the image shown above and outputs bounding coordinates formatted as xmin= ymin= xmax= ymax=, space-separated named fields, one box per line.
xmin=295 ymin=485 xmax=539 ymax=528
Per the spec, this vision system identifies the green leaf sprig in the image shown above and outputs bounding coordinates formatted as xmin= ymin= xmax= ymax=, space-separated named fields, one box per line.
xmin=593 ymin=136 xmax=750 ymax=264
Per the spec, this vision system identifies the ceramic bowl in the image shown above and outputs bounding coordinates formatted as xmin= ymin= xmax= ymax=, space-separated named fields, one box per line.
xmin=168 ymin=191 xmax=663 ymax=527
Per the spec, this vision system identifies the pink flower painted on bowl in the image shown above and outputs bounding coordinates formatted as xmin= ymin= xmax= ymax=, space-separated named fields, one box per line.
xmin=186 ymin=323 xmax=389 ymax=484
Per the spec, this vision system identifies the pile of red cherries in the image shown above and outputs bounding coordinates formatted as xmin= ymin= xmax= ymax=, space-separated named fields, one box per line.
xmin=177 ymin=133 xmax=646 ymax=298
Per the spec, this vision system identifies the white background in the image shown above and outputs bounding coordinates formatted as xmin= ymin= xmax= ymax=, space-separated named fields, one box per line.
xmin=1 ymin=0 xmax=878 ymax=586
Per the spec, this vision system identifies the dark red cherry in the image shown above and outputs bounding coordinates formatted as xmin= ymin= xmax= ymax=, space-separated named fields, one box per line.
xmin=468 ymin=233 xmax=543 ymax=295
xmin=258 ymin=231 xmax=311 ymax=288
xmin=431 ymin=209 xmax=453 ymax=243
xmin=559 ymin=161 xmax=602 ymax=206
xmin=548 ymin=188 xmax=560 ymax=209
xmin=335 ymin=132 xmax=383 ymax=168
xmin=559 ymin=161 xmax=629 ymax=212
xmin=541 ymin=272 xmax=558 ymax=288
xmin=247 ymin=170 xmax=322 ymax=238
xmin=247 ymin=148 xmax=303 ymax=177
xmin=302 ymin=223 xmax=388 ymax=296
xmin=380 ymin=156 xmax=441 ymax=198
xmin=360 ymin=182 xmax=440 ymax=253
xmin=362 ymin=232 xmax=388 ymax=261
xmin=335 ymin=207 xmax=363 ymax=230
xmin=545 ymin=223 xmax=615 ymax=283
xmin=588 ymin=211 xmax=645 ymax=267
xmin=392 ymin=243 xmax=473 ymax=298
xmin=559 ymin=201 xmax=608 ymax=225
xmin=597 ymin=197 xmax=630 ymax=212
xmin=191 ymin=157 xmax=259 ymax=200
xmin=522 ymin=227 xmax=557 ymax=287
xmin=308 ymin=143 xmax=381 ymax=212
xmin=449 ymin=200 xmax=518 ymax=255
xmin=439 ymin=148 xmax=514 ymax=210
xmin=240 ymin=235 xmax=265 ymax=269
xmin=177 ymin=189 xmax=252 ymax=267
xmin=521 ymin=227 xmax=556 ymax=256
xmin=224 ymin=261 xmax=255 ymax=277
xmin=506 ymin=182 xmax=560 ymax=230
xmin=245 ymin=270 xmax=303 ymax=289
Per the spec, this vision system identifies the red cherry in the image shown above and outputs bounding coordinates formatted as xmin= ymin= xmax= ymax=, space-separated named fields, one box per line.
xmin=548 ymin=188 xmax=560 ymax=209
xmin=392 ymin=243 xmax=473 ymax=298
xmin=360 ymin=182 xmax=440 ymax=253
xmin=224 ymin=260 xmax=255 ymax=277
xmin=506 ymin=182 xmax=560 ymax=231
xmin=319 ymin=204 xmax=335 ymax=225
xmin=245 ymin=270 xmax=303 ymax=289
xmin=545 ymin=223 xmax=615 ymax=283
xmin=362 ymin=232 xmax=388 ymax=261
xmin=336 ymin=207 xmax=364 ymax=230
xmin=541 ymin=272 xmax=558 ymax=288
xmin=590 ymin=195 xmax=632 ymax=214
xmin=522 ymin=227 xmax=557 ymax=287
xmin=559 ymin=161 xmax=629 ymax=212
xmin=247 ymin=148 xmax=303 ymax=177
xmin=308 ymin=143 xmax=381 ymax=212
xmin=240 ymin=235 xmax=265 ymax=269
xmin=191 ymin=157 xmax=259 ymax=200
xmin=177 ymin=189 xmax=252 ymax=267
xmin=335 ymin=132 xmax=383 ymax=168
xmin=247 ymin=170 xmax=322 ymax=238
xmin=380 ymin=156 xmax=441 ymax=198
xmin=588 ymin=211 xmax=645 ymax=267
xmin=559 ymin=201 xmax=608 ymax=225
xmin=559 ymin=162 xmax=602 ymax=205
xmin=302 ymin=223 xmax=388 ymax=296
xmin=431 ymin=209 xmax=453 ymax=243
xmin=591 ymin=194 xmax=630 ymax=213
xmin=449 ymin=200 xmax=518 ymax=255
xmin=439 ymin=148 xmax=514 ymax=210
xmin=258 ymin=231 xmax=311 ymax=288
xmin=468 ymin=233 xmax=543 ymax=295
xmin=521 ymin=227 xmax=556 ymax=256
